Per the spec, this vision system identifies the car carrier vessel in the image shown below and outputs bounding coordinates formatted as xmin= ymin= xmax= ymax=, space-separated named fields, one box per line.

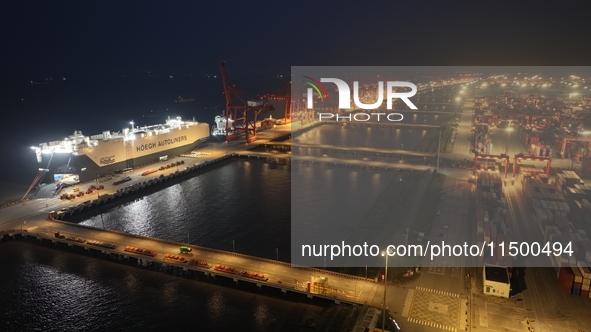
xmin=31 ymin=116 xmax=210 ymax=184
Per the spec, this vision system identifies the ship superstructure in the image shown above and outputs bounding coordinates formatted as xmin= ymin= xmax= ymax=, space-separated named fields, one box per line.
xmin=211 ymin=115 xmax=234 ymax=137
xmin=32 ymin=116 xmax=210 ymax=183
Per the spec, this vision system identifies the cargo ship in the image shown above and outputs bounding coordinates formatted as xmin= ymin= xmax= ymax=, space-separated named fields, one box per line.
xmin=32 ymin=117 xmax=210 ymax=184
xmin=174 ymin=96 xmax=196 ymax=103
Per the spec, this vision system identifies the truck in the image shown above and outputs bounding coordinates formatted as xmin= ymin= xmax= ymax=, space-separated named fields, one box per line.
xmin=180 ymin=246 xmax=192 ymax=254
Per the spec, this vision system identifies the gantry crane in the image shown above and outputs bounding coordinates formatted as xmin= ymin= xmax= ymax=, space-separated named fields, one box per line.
xmin=260 ymin=81 xmax=292 ymax=124
xmin=219 ymin=62 xmax=274 ymax=143
xmin=472 ymin=154 xmax=510 ymax=179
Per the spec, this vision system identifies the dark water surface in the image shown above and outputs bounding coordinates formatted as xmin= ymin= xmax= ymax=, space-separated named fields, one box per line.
xmin=0 ymin=241 xmax=331 ymax=332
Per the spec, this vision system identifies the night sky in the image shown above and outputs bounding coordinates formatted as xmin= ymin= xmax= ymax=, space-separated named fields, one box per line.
xmin=2 ymin=0 xmax=591 ymax=187
xmin=3 ymin=1 xmax=591 ymax=81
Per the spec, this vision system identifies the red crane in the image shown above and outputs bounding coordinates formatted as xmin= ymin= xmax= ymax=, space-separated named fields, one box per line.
xmin=512 ymin=154 xmax=551 ymax=180
xmin=219 ymin=62 xmax=274 ymax=143
xmin=260 ymin=81 xmax=292 ymax=124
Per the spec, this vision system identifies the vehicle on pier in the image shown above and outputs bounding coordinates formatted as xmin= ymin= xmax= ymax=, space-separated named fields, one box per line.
xmin=113 ymin=176 xmax=132 ymax=185
xmin=124 ymin=246 xmax=157 ymax=257
xmin=214 ymin=264 xmax=237 ymax=274
xmin=163 ymin=254 xmax=187 ymax=263
xmin=189 ymin=260 xmax=211 ymax=268
xmin=142 ymin=169 xmax=157 ymax=176
xmin=66 ymin=236 xmax=86 ymax=243
xmin=180 ymin=246 xmax=192 ymax=254
xmin=60 ymin=193 xmax=76 ymax=200
xmin=241 ymin=271 xmax=268 ymax=281
xmin=87 ymin=240 xmax=116 ymax=249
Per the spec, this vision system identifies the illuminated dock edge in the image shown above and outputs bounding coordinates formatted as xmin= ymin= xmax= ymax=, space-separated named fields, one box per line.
xmin=0 ymin=226 xmax=376 ymax=306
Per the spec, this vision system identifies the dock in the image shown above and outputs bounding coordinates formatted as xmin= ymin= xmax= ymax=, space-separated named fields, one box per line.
xmin=1 ymin=224 xmax=382 ymax=306
xmin=0 ymin=123 xmax=395 ymax=308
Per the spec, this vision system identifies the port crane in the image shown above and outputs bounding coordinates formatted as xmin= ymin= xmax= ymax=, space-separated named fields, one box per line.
xmin=559 ymin=134 xmax=591 ymax=159
xmin=472 ymin=154 xmax=510 ymax=180
xmin=512 ymin=154 xmax=551 ymax=181
xmin=260 ymin=81 xmax=292 ymax=124
xmin=219 ymin=62 xmax=274 ymax=143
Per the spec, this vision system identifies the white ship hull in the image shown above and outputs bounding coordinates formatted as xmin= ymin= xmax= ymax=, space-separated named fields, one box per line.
xmin=34 ymin=118 xmax=210 ymax=183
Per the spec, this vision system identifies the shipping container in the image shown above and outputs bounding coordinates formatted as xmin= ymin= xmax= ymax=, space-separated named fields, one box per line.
xmin=577 ymin=262 xmax=591 ymax=279
xmin=559 ymin=267 xmax=575 ymax=294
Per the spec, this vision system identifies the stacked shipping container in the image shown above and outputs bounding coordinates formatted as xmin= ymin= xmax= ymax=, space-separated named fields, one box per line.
xmin=558 ymin=265 xmax=591 ymax=298
xmin=475 ymin=171 xmax=513 ymax=267
xmin=520 ymin=171 xmax=591 ymax=297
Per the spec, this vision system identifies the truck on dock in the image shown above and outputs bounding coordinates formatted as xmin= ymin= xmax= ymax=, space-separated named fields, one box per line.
xmin=180 ymin=246 xmax=192 ymax=254
xmin=113 ymin=176 xmax=132 ymax=185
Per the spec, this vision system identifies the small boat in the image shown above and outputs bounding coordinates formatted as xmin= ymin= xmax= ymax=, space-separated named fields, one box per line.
xmin=174 ymin=96 xmax=196 ymax=103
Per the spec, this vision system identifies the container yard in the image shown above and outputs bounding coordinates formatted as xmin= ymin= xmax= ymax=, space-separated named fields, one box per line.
xmin=519 ymin=169 xmax=591 ymax=297
xmin=472 ymin=159 xmax=591 ymax=299
xmin=474 ymin=171 xmax=513 ymax=267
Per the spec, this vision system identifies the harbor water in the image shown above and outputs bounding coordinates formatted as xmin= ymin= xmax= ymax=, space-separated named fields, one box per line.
xmin=0 ymin=79 xmax=463 ymax=330
xmin=0 ymin=241 xmax=332 ymax=332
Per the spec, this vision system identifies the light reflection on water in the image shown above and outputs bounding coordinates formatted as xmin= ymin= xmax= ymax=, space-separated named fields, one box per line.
xmin=0 ymin=83 xmax=469 ymax=330
xmin=0 ymin=242 xmax=330 ymax=331
xmin=82 ymin=159 xmax=291 ymax=260
xmin=207 ymin=290 xmax=226 ymax=322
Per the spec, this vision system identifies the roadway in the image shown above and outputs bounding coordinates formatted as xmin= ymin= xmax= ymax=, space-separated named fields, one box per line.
xmin=11 ymin=221 xmax=387 ymax=307
xmin=384 ymin=91 xmax=591 ymax=332
xmin=292 ymin=142 xmax=437 ymax=158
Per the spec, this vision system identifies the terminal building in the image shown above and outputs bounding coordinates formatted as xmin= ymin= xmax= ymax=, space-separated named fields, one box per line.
xmin=483 ymin=264 xmax=511 ymax=298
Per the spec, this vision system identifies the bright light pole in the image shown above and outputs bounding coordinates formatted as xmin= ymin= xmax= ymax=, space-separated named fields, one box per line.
xmin=405 ymin=228 xmax=409 ymax=246
xmin=96 ymin=177 xmax=100 ymax=199
xmin=382 ymin=247 xmax=393 ymax=331
xmin=232 ymin=240 xmax=235 ymax=252
xmin=583 ymin=131 xmax=590 ymax=160
xmin=505 ymin=127 xmax=514 ymax=155
xmin=436 ymin=127 xmax=441 ymax=173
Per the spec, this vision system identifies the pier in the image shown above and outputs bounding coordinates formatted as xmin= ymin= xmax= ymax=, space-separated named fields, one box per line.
xmin=321 ymin=120 xmax=441 ymax=130
xmin=292 ymin=142 xmax=437 ymax=158
xmin=1 ymin=223 xmax=382 ymax=306
xmin=0 ymin=122 xmax=432 ymax=309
